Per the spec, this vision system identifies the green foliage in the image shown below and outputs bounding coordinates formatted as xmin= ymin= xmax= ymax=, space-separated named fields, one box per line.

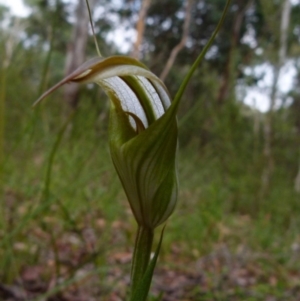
xmin=2 ymin=93 xmax=300 ymax=297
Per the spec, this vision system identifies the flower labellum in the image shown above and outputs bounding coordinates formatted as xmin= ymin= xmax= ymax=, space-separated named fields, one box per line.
xmin=35 ymin=55 xmax=178 ymax=229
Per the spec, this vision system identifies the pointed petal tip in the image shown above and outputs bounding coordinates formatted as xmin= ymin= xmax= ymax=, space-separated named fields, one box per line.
xmin=32 ymin=95 xmax=45 ymax=107
xmin=32 ymin=73 xmax=77 ymax=107
xmin=32 ymin=87 xmax=56 ymax=107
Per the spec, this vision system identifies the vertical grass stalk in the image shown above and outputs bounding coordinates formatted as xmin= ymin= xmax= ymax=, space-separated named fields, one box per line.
xmin=0 ymin=61 xmax=9 ymax=281
xmin=0 ymin=64 xmax=5 ymax=198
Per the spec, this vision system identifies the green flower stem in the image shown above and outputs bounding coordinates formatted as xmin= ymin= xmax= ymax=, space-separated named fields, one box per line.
xmin=173 ymin=0 xmax=232 ymax=111
xmin=131 ymin=226 xmax=154 ymax=295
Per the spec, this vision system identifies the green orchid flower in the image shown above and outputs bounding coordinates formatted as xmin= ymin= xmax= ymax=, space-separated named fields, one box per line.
xmin=34 ymin=0 xmax=231 ymax=298
xmin=35 ymin=55 xmax=178 ymax=230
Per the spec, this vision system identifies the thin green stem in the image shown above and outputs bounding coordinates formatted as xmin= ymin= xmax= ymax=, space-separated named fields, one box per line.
xmin=0 ymin=64 xmax=9 ymax=280
xmin=0 ymin=65 xmax=5 ymax=198
xmin=43 ymin=112 xmax=74 ymax=201
xmin=131 ymin=226 xmax=154 ymax=295
xmin=38 ymin=28 xmax=54 ymax=97
xmin=173 ymin=0 xmax=232 ymax=111
xmin=85 ymin=0 xmax=102 ymax=57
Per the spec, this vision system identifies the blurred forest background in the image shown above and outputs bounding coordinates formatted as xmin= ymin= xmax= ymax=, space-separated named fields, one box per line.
xmin=1 ymin=0 xmax=300 ymax=300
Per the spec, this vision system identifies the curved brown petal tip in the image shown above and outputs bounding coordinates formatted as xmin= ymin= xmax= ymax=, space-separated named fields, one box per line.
xmin=32 ymin=57 xmax=104 ymax=107
xmin=32 ymin=79 xmax=70 ymax=107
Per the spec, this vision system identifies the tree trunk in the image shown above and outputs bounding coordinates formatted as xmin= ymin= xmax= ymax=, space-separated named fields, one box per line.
xmin=217 ymin=0 xmax=254 ymax=105
xmin=131 ymin=0 xmax=151 ymax=60
xmin=260 ymin=0 xmax=291 ymax=197
xmin=0 ymin=19 xmax=20 ymax=193
xmin=295 ymin=154 xmax=300 ymax=193
xmin=159 ymin=0 xmax=193 ymax=81
xmin=294 ymin=66 xmax=300 ymax=193
xmin=64 ymin=0 xmax=92 ymax=108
